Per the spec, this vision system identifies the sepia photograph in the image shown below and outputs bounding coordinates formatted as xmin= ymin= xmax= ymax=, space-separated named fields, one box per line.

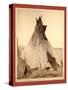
xmin=16 ymin=7 xmax=65 ymax=81
xmin=9 ymin=4 xmax=66 ymax=86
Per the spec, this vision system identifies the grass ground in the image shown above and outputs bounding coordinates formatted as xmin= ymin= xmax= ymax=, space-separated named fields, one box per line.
xmin=17 ymin=48 xmax=63 ymax=79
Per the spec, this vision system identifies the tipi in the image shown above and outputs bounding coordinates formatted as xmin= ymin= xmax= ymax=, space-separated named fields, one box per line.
xmin=20 ymin=16 xmax=61 ymax=70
